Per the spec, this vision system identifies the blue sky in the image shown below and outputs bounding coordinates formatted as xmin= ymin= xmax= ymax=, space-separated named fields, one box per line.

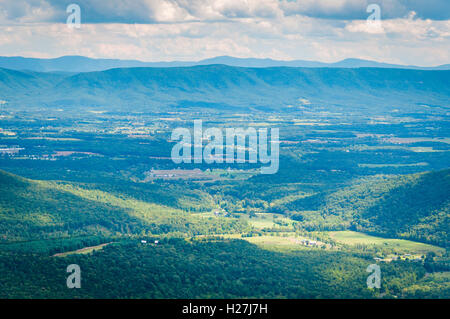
xmin=0 ymin=0 xmax=449 ymax=65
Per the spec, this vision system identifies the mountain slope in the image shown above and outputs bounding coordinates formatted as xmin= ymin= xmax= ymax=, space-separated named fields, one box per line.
xmin=0 ymin=169 xmax=148 ymax=242
xmin=0 ymin=170 xmax=247 ymax=244
xmin=316 ymin=169 xmax=450 ymax=246
xmin=0 ymin=68 xmax=60 ymax=95
xmin=1 ymin=65 xmax=449 ymax=113
xmin=356 ymin=170 xmax=450 ymax=246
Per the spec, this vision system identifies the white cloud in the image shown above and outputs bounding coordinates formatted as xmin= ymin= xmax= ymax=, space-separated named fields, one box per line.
xmin=0 ymin=0 xmax=448 ymax=66
xmin=1 ymin=0 xmax=449 ymax=24
xmin=0 ymin=14 xmax=448 ymax=66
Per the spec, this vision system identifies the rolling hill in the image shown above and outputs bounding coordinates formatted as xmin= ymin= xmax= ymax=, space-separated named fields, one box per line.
xmin=0 ymin=169 xmax=248 ymax=248
xmin=307 ymin=169 xmax=450 ymax=247
xmin=0 ymin=168 xmax=443 ymax=299
xmin=355 ymin=169 xmax=450 ymax=246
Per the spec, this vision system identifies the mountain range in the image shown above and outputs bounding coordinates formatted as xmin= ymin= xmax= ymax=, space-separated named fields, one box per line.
xmin=1 ymin=65 xmax=449 ymax=113
xmin=0 ymin=55 xmax=449 ymax=73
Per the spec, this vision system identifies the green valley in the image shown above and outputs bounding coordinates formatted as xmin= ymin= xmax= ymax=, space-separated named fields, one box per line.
xmin=0 ymin=64 xmax=448 ymax=300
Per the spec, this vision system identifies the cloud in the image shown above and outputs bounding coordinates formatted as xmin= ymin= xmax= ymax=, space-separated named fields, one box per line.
xmin=0 ymin=0 xmax=278 ymax=24
xmin=0 ymin=0 xmax=448 ymax=66
xmin=280 ymin=0 xmax=450 ymax=21
xmin=0 ymin=0 xmax=58 ymax=23
xmin=0 ymin=13 xmax=448 ymax=66
xmin=1 ymin=0 xmax=449 ymax=24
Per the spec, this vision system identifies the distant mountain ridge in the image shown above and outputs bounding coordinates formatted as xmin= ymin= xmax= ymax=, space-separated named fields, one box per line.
xmin=0 ymin=65 xmax=449 ymax=113
xmin=0 ymin=55 xmax=449 ymax=73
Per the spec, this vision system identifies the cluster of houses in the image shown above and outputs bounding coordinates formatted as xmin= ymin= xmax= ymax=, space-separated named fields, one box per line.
xmin=140 ymin=240 xmax=159 ymax=245
xmin=0 ymin=146 xmax=23 ymax=156
xmin=297 ymin=239 xmax=319 ymax=247
xmin=214 ymin=210 xmax=230 ymax=217
xmin=373 ymin=254 xmax=423 ymax=262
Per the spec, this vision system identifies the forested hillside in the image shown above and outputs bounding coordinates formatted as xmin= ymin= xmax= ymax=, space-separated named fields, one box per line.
xmin=0 ymin=168 xmax=448 ymax=298
xmin=1 ymin=66 xmax=449 ymax=113
xmin=0 ymin=170 xmax=248 ymax=245
xmin=312 ymin=169 xmax=450 ymax=246
xmin=0 ymin=239 xmax=429 ymax=299
xmin=355 ymin=170 xmax=449 ymax=246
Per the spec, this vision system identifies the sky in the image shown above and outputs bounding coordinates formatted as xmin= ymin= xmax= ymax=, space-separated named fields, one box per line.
xmin=0 ymin=0 xmax=449 ymax=66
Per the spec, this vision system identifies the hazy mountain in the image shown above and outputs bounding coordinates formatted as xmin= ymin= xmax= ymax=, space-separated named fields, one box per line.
xmin=0 ymin=55 xmax=449 ymax=73
xmin=196 ymin=56 xmax=434 ymax=69
xmin=1 ymin=65 xmax=449 ymax=113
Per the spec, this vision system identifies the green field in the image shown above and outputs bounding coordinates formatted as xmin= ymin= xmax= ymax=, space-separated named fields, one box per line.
xmin=245 ymin=236 xmax=327 ymax=252
xmin=52 ymin=242 xmax=112 ymax=257
xmin=329 ymin=231 xmax=444 ymax=254
xmin=221 ymin=233 xmax=328 ymax=253
xmin=241 ymin=213 xmax=296 ymax=230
